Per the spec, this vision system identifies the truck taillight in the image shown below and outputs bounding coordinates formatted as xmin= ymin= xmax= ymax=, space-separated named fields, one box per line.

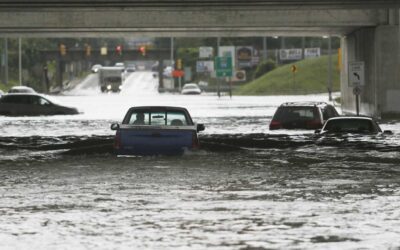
xmin=192 ymin=132 xmax=199 ymax=149
xmin=114 ymin=131 xmax=121 ymax=149
xmin=269 ymin=120 xmax=281 ymax=130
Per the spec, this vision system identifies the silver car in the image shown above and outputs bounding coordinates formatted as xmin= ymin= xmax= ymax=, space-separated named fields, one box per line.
xmin=0 ymin=93 xmax=79 ymax=116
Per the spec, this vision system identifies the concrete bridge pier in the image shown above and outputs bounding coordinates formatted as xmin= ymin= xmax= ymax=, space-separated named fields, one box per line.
xmin=341 ymin=24 xmax=400 ymax=118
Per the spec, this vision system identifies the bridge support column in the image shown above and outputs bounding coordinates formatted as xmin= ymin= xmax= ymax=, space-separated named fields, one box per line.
xmin=341 ymin=25 xmax=400 ymax=118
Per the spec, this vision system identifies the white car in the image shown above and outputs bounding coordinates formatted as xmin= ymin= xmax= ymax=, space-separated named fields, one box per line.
xmin=91 ymin=64 xmax=102 ymax=73
xmin=8 ymin=86 xmax=36 ymax=93
xmin=181 ymin=83 xmax=202 ymax=95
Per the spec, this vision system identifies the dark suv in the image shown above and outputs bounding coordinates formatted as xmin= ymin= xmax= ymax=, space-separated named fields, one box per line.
xmin=269 ymin=102 xmax=339 ymax=130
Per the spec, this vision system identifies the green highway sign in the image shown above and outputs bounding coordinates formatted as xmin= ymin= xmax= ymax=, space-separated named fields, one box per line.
xmin=215 ymin=57 xmax=233 ymax=77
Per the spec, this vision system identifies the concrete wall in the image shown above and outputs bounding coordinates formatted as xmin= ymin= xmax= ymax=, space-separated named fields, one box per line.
xmin=341 ymin=25 xmax=400 ymax=118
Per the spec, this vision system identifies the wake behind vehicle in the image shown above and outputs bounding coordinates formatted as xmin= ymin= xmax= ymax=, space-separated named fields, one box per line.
xmin=111 ymin=106 xmax=205 ymax=155
xmin=315 ymin=116 xmax=392 ymax=134
xmin=0 ymin=93 xmax=79 ymax=116
xmin=269 ymin=102 xmax=339 ymax=130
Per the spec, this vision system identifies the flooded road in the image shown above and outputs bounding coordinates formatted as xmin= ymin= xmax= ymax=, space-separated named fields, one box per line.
xmin=1 ymin=87 xmax=400 ymax=249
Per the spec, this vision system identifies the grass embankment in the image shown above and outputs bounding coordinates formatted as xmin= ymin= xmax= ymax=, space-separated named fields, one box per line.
xmin=235 ymin=55 xmax=340 ymax=95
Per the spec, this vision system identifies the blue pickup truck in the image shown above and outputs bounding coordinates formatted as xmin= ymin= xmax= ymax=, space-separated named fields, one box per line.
xmin=111 ymin=106 xmax=205 ymax=155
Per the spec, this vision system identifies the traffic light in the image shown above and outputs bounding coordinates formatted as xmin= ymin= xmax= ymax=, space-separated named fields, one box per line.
xmin=116 ymin=45 xmax=122 ymax=56
xmin=85 ymin=44 xmax=91 ymax=57
xmin=176 ymin=59 xmax=182 ymax=70
xmin=59 ymin=43 xmax=66 ymax=56
xmin=139 ymin=46 xmax=146 ymax=56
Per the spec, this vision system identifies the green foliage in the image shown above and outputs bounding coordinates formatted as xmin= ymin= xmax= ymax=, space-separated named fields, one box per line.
xmin=253 ymin=59 xmax=277 ymax=79
xmin=235 ymin=55 xmax=340 ymax=95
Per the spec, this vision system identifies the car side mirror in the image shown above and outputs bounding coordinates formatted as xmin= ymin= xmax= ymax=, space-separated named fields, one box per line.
xmin=314 ymin=129 xmax=321 ymax=134
xmin=383 ymin=130 xmax=393 ymax=135
xmin=110 ymin=123 xmax=120 ymax=131
xmin=197 ymin=123 xmax=205 ymax=132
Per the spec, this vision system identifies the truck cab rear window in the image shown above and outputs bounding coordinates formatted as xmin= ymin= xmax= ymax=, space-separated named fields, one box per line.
xmin=126 ymin=110 xmax=188 ymax=126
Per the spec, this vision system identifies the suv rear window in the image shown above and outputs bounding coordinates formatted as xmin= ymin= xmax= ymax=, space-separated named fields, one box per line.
xmin=273 ymin=107 xmax=320 ymax=122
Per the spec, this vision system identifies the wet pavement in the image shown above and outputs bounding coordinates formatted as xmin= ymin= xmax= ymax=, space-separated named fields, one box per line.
xmin=1 ymin=89 xmax=400 ymax=249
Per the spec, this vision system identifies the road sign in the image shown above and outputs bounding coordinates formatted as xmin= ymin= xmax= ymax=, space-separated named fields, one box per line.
xmin=215 ymin=57 xmax=233 ymax=77
xmin=348 ymin=61 xmax=365 ymax=86
xmin=353 ymin=86 xmax=362 ymax=95
xmin=291 ymin=65 xmax=297 ymax=73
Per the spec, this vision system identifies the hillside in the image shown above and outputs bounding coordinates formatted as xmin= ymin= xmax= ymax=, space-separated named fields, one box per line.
xmin=235 ymin=55 xmax=340 ymax=95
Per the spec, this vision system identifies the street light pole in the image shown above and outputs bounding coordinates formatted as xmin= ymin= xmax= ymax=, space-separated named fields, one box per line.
xmin=328 ymin=35 xmax=333 ymax=101
xmin=19 ymin=38 xmax=22 ymax=86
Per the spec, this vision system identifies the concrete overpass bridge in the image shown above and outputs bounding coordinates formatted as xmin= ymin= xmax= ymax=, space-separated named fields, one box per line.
xmin=0 ymin=0 xmax=400 ymax=117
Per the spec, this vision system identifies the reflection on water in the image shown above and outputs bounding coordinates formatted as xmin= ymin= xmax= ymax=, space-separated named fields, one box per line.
xmin=1 ymin=93 xmax=400 ymax=249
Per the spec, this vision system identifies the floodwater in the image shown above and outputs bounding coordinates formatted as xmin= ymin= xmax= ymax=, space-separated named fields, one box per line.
xmin=1 ymin=73 xmax=400 ymax=249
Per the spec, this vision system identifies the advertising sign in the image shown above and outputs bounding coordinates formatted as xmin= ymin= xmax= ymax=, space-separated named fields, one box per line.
xmin=236 ymin=46 xmax=253 ymax=68
xmin=304 ymin=48 xmax=320 ymax=58
xmin=231 ymin=70 xmax=246 ymax=82
xmin=196 ymin=61 xmax=214 ymax=73
xmin=199 ymin=47 xmax=214 ymax=58
xmin=279 ymin=49 xmax=302 ymax=61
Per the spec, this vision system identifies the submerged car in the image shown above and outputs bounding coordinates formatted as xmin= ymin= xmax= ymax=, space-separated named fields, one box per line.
xmin=269 ymin=102 xmax=339 ymax=130
xmin=181 ymin=83 xmax=202 ymax=95
xmin=315 ymin=116 xmax=391 ymax=134
xmin=111 ymin=106 xmax=205 ymax=155
xmin=8 ymin=86 xmax=36 ymax=94
xmin=0 ymin=93 xmax=79 ymax=116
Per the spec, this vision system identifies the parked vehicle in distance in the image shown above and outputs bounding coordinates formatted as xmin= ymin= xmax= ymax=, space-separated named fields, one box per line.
xmin=91 ymin=64 xmax=102 ymax=73
xmin=125 ymin=64 xmax=136 ymax=73
xmin=270 ymin=102 xmax=339 ymax=130
xmin=0 ymin=93 xmax=79 ymax=116
xmin=315 ymin=116 xmax=392 ymax=134
xmin=111 ymin=106 xmax=205 ymax=155
xmin=181 ymin=83 xmax=202 ymax=95
xmin=8 ymin=86 xmax=36 ymax=94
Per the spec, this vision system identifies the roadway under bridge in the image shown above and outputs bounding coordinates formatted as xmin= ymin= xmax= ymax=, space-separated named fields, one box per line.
xmin=0 ymin=0 xmax=400 ymax=117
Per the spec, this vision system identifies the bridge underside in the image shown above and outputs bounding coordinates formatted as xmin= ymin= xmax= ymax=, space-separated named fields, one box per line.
xmin=0 ymin=8 xmax=395 ymax=37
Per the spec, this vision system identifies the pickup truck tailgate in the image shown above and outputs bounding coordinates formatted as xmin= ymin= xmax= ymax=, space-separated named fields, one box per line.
xmin=116 ymin=125 xmax=196 ymax=155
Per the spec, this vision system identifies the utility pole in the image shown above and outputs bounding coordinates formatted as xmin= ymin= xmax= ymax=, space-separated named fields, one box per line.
xmin=19 ymin=38 xmax=22 ymax=86
xmin=170 ymin=37 xmax=174 ymax=63
xmin=3 ymin=38 xmax=8 ymax=85
xmin=217 ymin=37 xmax=221 ymax=98
xmin=263 ymin=37 xmax=267 ymax=62
xmin=327 ymin=35 xmax=333 ymax=101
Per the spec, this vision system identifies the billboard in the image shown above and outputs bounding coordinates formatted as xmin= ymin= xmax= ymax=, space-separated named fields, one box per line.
xmin=236 ymin=46 xmax=253 ymax=68
xmin=196 ymin=60 xmax=214 ymax=73
xmin=304 ymin=48 xmax=321 ymax=58
xmin=279 ymin=49 xmax=302 ymax=61
xmin=199 ymin=47 xmax=214 ymax=58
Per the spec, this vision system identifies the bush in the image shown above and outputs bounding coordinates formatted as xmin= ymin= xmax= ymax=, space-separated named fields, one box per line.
xmin=253 ymin=59 xmax=277 ymax=79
